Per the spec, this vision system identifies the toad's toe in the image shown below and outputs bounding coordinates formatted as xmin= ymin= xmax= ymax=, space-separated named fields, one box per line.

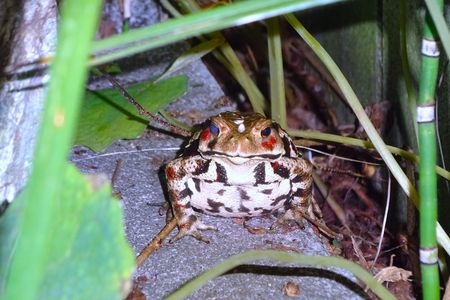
xmin=170 ymin=218 xmax=217 ymax=243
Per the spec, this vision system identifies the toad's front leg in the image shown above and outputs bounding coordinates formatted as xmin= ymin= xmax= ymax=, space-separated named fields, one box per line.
xmin=278 ymin=157 xmax=338 ymax=238
xmin=165 ymin=157 xmax=217 ymax=243
xmin=271 ymin=157 xmax=321 ymax=228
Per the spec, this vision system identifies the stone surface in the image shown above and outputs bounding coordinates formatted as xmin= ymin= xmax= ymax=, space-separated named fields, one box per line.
xmin=2 ymin=0 xmax=373 ymax=298
xmin=71 ymin=133 xmax=365 ymax=300
xmin=0 ymin=0 xmax=57 ymax=202
xmin=70 ymin=1 xmax=365 ymax=299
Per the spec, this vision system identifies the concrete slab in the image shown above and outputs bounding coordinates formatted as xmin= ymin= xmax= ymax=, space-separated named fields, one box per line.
xmin=70 ymin=2 xmax=365 ymax=297
xmin=71 ymin=132 xmax=366 ymax=299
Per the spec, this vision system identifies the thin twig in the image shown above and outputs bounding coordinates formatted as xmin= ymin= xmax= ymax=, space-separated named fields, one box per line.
xmin=72 ymin=147 xmax=179 ymax=162
xmin=97 ymin=68 xmax=191 ymax=137
xmin=443 ymin=276 xmax=450 ymax=300
xmin=312 ymin=172 xmax=350 ymax=233
xmin=435 ymin=60 xmax=450 ymax=195
xmin=371 ymin=172 xmax=391 ymax=270
xmin=297 ymin=144 xmax=381 ymax=166
xmin=136 ymin=218 xmax=178 ymax=267
xmin=111 ymin=159 xmax=123 ymax=189
xmin=300 ymin=211 xmax=339 ymax=239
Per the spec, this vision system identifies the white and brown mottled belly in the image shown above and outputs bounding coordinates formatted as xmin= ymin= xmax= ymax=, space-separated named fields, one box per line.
xmin=187 ymin=178 xmax=291 ymax=217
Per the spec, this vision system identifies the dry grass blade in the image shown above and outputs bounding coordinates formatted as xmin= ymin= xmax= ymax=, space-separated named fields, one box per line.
xmin=312 ymin=172 xmax=349 ymax=231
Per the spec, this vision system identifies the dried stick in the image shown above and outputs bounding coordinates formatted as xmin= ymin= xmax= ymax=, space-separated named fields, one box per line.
xmin=98 ymin=68 xmax=191 ymax=137
xmin=96 ymin=70 xmax=188 ymax=265
xmin=136 ymin=218 xmax=178 ymax=267
xmin=111 ymin=159 xmax=123 ymax=188
xmin=300 ymin=212 xmax=339 ymax=239
xmin=312 ymin=172 xmax=350 ymax=233
xmin=444 ymin=276 xmax=450 ymax=300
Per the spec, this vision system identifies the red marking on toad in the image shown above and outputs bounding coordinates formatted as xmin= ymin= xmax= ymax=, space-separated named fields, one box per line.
xmin=200 ymin=128 xmax=211 ymax=141
xmin=262 ymin=136 xmax=277 ymax=150
xmin=166 ymin=166 xmax=176 ymax=180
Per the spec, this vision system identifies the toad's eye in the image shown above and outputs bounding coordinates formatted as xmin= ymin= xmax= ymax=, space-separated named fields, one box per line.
xmin=209 ymin=123 xmax=219 ymax=135
xmin=260 ymin=127 xmax=271 ymax=137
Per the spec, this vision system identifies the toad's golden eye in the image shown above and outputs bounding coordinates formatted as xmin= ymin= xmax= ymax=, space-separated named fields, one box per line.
xmin=260 ymin=126 xmax=271 ymax=137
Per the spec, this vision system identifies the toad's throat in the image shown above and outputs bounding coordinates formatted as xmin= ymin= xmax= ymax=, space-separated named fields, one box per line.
xmin=200 ymin=151 xmax=281 ymax=160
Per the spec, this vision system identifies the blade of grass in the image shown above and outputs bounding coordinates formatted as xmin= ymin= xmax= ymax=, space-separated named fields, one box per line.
xmin=161 ymin=0 xmax=183 ymax=17
xmin=399 ymin=0 xmax=418 ymax=141
xmin=288 ymin=129 xmax=450 ymax=181
xmin=284 ymin=13 xmax=417 ymax=202
xmin=165 ymin=250 xmax=396 ymax=300
xmin=89 ymin=0 xmax=349 ymax=66
xmin=160 ymin=0 xmax=268 ymax=114
xmin=159 ymin=110 xmax=192 ymax=132
xmin=173 ymin=0 xmax=268 ymax=114
xmin=155 ymin=37 xmax=224 ymax=82
xmin=267 ymin=17 xmax=287 ymax=127
xmin=284 ymin=13 xmax=450 ymax=256
xmin=217 ymin=39 xmax=267 ymax=114
xmin=3 ymin=0 xmax=103 ymax=299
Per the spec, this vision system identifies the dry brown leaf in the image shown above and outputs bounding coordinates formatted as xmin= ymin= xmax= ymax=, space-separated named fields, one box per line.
xmin=374 ymin=266 xmax=412 ymax=283
xmin=125 ymin=286 xmax=146 ymax=300
xmin=245 ymin=225 xmax=269 ymax=235
xmin=351 ymin=236 xmax=369 ymax=269
xmin=283 ymin=281 xmax=301 ymax=297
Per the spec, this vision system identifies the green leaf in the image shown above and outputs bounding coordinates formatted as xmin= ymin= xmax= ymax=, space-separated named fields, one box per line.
xmin=75 ymin=75 xmax=188 ymax=152
xmin=156 ymin=38 xmax=224 ymax=82
xmin=1 ymin=165 xmax=135 ymax=299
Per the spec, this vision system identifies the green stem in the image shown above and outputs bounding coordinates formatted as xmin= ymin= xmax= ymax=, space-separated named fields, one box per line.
xmin=284 ymin=13 xmax=450 ymax=258
xmin=4 ymin=0 xmax=102 ymax=299
xmin=165 ymin=250 xmax=396 ymax=300
xmin=287 ymin=129 xmax=450 ymax=181
xmin=284 ymin=13 xmax=419 ymax=212
xmin=217 ymin=38 xmax=267 ymax=114
xmin=399 ymin=0 xmax=418 ymax=141
xmin=418 ymin=1 xmax=442 ymax=298
xmin=90 ymin=0 xmax=349 ymax=66
xmin=288 ymin=129 xmax=450 ymax=257
xmin=267 ymin=17 xmax=287 ymax=128
xmin=178 ymin=0 xmax=267 ymax=114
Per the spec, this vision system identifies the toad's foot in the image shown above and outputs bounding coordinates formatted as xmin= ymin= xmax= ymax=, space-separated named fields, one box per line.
xmin=170 ymin=216 xmax=217 ymax=243
xmin=271 ymin=209 xmax=338 ymax=239
xmin=269 ymin=209 xmax=305 ymax=232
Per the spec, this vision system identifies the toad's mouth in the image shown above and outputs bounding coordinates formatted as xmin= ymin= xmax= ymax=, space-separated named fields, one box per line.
xmin=201 ymin=151 xmax=281 ymax=162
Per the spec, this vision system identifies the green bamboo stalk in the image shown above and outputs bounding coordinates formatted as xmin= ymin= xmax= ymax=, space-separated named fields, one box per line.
xmin=424 ymin=0 xmax=450 ymax=61
xmin=267 ymin=17 xmax=287 ymax=128
xmin=417 ymin=1 xmax=442 ymax=298
xmin=3 ymin=0 xmax=102 ymax=299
